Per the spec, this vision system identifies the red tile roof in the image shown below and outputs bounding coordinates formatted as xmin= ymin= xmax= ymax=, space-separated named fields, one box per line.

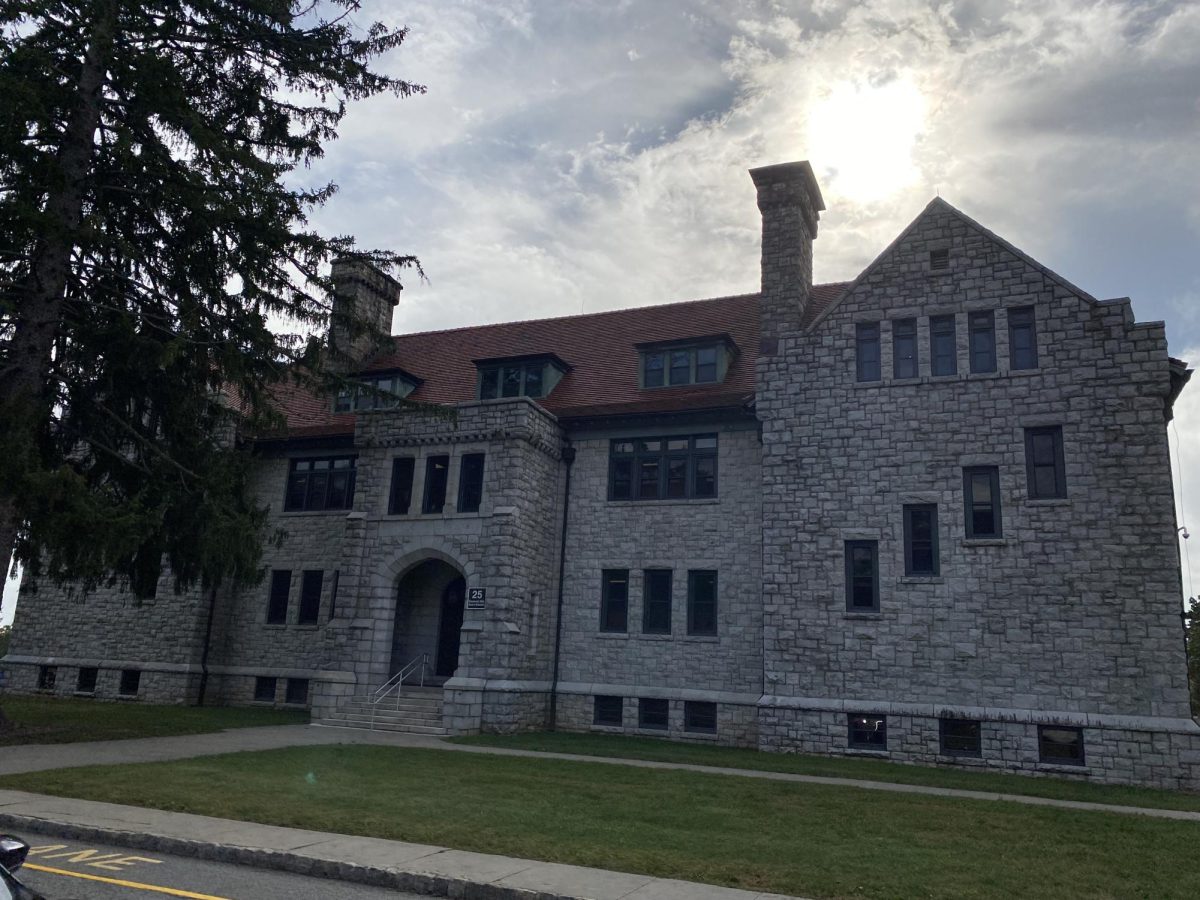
xmin=270 ymin=284 xmax=849 ymax=438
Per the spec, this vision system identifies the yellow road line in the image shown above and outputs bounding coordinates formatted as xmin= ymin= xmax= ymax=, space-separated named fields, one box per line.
xmin=23 ymin=862 xmax=232 ymax=900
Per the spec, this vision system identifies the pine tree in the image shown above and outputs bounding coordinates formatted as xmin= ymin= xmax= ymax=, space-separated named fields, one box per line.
xmin=0 ymin=2 xmax=421 ymax=596
xmin=1186 ymin=597 xmax=1200 ymax=718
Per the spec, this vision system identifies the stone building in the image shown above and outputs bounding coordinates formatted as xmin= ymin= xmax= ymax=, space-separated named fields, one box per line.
xmin=4 ymin=161 xmax=1198 ymax=790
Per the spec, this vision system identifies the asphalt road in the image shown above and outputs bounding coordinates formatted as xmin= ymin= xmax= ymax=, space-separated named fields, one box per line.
xmin=11 ymin=836 xmax=424 ymax=900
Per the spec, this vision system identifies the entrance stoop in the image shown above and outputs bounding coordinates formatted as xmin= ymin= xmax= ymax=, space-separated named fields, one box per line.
xmin=316 ymin=685 xmax=446 ymax=736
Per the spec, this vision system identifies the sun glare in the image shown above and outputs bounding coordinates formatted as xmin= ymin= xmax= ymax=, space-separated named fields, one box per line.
xmin=806 ymin=78 xmax=927 ymax=205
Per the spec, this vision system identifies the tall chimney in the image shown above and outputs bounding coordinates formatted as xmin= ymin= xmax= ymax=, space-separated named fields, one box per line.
xmin=329 ymin=257 xmax=402 ymax=370
xmin=749 ymin=161 xmax=825 ymax=354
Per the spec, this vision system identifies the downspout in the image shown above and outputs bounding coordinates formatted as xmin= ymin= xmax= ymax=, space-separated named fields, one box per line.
xmin=549 ymin=442 xmax=576 ymax=730
xmin=196 ymin=582 xmax=219 ymax=706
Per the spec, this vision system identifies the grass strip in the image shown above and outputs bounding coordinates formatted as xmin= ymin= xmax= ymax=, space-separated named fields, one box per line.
xmin=451 ymin=730 xmax=1200 ymax=813
xmin=1 ymin=744 xmax=1198 ymax=899
xmin=0 ymin=695 xmax=308 ymax=745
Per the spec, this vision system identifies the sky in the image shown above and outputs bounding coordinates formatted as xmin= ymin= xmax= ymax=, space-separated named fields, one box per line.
xmin=3 ymin=0 xmax=1199 ymax=626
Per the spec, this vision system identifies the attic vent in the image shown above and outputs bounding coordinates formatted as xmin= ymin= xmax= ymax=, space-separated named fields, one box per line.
xmin=929 ymin=248 xmax=950 ymax=270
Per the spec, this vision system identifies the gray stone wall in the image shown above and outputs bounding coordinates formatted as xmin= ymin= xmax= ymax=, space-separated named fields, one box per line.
xmin=555 ymin=421 xmax=764 ymax=719
xmin=755 ymin=198 xmax=1199 ymax=782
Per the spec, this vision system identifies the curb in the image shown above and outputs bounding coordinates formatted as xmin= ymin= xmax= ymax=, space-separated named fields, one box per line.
xmin=0 ymin=813 xmax=577 ymax=900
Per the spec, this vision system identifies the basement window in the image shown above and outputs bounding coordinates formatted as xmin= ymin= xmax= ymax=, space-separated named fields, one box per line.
xmin=848 ymin=714 xmax=887 ymax=751
xmin=1039 ymin=726 xmax=1085 ymax=765
xmin=254 ymin=677 xmax=277 ymax=702
xmin=76 ymin=667 xmax=98 ymax=694
xmin=594 ymin=695 xmax=623 ymax=726
xmin=37 ymin=665 xmax=56 ymax=691
xmin=638 ymin=698 xmax=669 ymax=730
xmin=285 ymin=678 xmax=309 ymax=705
xmin=119 ymin=669 xmax=141 ymax=697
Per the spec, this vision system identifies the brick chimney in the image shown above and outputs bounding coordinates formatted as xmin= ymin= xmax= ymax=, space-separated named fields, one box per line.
xmin=749 ymin=161 xmax=824 ymax=353
xmin=329 ymin=257 xmax=402 ymax=370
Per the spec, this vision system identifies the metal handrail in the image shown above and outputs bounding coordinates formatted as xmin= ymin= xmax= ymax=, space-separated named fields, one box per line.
xmin=370 ymin=652 xmax=429 ymax=731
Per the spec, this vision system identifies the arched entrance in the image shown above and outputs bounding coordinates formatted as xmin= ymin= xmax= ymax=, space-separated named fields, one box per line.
xmin=391 ymin=559 xmax=465 ymax=683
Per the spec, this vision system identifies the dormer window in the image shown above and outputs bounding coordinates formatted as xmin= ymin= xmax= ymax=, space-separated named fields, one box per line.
xmin=639 ymin=337 xmax=734 ymax=388
xmin=333 ymin=370 xmax=419 ymax=413
xmin=476 ymin=354 xmax=569 ymax=401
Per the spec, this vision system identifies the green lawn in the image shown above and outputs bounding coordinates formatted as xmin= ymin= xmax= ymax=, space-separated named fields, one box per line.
xmin=0 ymin=695 xmax=308 ymax=745
xmin=0 ymin=744 xmax=1196 ymax=899
xmin=452 ymin=730 xmax=1200 ymax=813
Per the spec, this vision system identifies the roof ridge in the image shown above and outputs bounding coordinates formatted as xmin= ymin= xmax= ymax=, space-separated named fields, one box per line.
xmin=388 ymin=284 xmax=849 ymax=342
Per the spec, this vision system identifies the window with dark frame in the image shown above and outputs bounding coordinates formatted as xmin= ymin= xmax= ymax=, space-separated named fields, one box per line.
xmin=266 ymin=570 xmax=290 ymax=625
xmin=422 ymin=455 xmax=450 ymax=513
xmin=593 ymin=695 xmax=623 ymax=726
xmin=1008 ymin=306 xmax=1038 ymax=370
xmin=329 ymin=570 xmax=340 ymax=621
xmin=856 ymin=322 xmax=881 ymax=382
xmin=457 ymin=453 xmax=486 ymax=513
xmin=929 ymin=314 xmax=957 ymax=376
xmin=638 ymin=698 xmax=669 ymax=730
xmin=254 ymin=677 xmax=276 ymax=702
xmin=892 ymin=318 xmax=918 ymax=379
xmin=642 ymin=569 xmax=672 ymax=634
xmin=478 ymin=361 xmax=556 ymax=399
xmin=1038 ymin=725 xmax=1085 ymax=765
xmin=285 ymin=678 xmax=309 ymax=705
xmin=332 ymin=373 xmax=416 ymax=412
xmin=963 ymin=467 xmax=1002 ymax=538
xmin=284 ymin=456 xmax=357 ymax=512
xmin=641 ymin=343 xmax=722 ymax=388
xmin=929 ymin=248 xmax=950 ymax=270
xmin=76 ymin=666 xmax=98 ymax=694
xmin=939 ymin=718 xmax=982 ymax=756
xmin=848 ymin=714 xmax=887 ymax=750
xmin=298 ymin=570 xmax=323 ymax=625
xmin=37 ymin=665 xmax=56 ymax=691
xmin=119 ymin=669 xmax=141 ymax=697
xmin=687 ymin=570 xmax=718 ymax=636
xmin=844 ymin=541 xmax=879 ymax=611
xmin=388 ymin=457 xmax=415 ymax=515
xmin=1025 ymin=426 xmax=1067 ymax=499
xmin=903 ymin=504 xmax=939 ymax=576
xmin=608 ymin=435 xmax=717 ymax=501
xmin=968 ymin=310 xmax=997 ymax=374
xmin=600 ymin=570 xmax=629 ymax=633
xmin=684 ymin=701 xmax=717 ymax=734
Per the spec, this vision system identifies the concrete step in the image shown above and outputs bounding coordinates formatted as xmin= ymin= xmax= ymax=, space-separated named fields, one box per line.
xmin=334 ymin=712 xmax=443 ymax=727
xmin=343 ymin=698 xmax=442 ymax=712
xmin=316 ymin=718 xmax=446 ymax=736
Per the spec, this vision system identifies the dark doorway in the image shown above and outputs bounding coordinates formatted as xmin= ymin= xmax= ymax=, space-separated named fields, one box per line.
xmin=436 ymin=576 xmax=465 ymax=677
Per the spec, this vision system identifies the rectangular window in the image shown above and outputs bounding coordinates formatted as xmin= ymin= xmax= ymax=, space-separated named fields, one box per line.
xmin=1038 ymin=725 xmax=1085 ymax=765
xmin=844 ymin=541 xmax=879 ymax=611
xmin=266 ymin=569 xmax=290 ymax=625
xmin=388 ymin=457 xmax=415 ymax=515
xmin=892 ymin=318 xmax=918 ymax=379
xmin=37 ymin=665 xmax=56 ymax=691
xmin=76 ymin=666 xmax=98 ymax=694
xmin=929 ymin=248 xmax=950 ymax=270
xmin=254 ymin=676 xmax=276 ymax=702
xmin=119 ymin=669 xmax=141 ymax=697
xmin=687 ymin=570 xmax=718 ymax=636
xmin=600 ymin=569 xmax=629 ymax=633
xmin=285 ymin=678 xmax=309 ymax=705
xmin=848 ymin=714 xmax=887 ymax=750
xmin=684 ymin=701 xmax=717 ymax=734
xmin=298 ymin=570 xmax=323 ymax=625
xmin=638 ymin=698 xmax=669 ymax=730
xmin=856 ymin=322 xmax=881 ymax=382
xmin=593 ymin=695 xmax=623 ymax=726
xmin=422 ymin=455 xmax=450 ymax=513
xmin=479 ymin=361 xmax=558 ymax=399
xmin=457 ymin=453 xmax=486 ymax=513
xmin=963 ymin=467 xmax=1002 ymax=538
xmin=642 ymin=569 xmax=672 ymax=634
xmin=929 ymin=314 xmax=957 ymax=376
xmin=1008 ymin=306 xmax=1038 ymax=370
xmin=968 ymin=311 xmax=996 ymax=374
xmin=940 ymin=718 xmax=982 ymax=756
xmin=641 ymin=343 xmax=723 ymax=388
xmin=643 ymin=352 xmax=665 ymax=388
xmin=608 ymin=435 xmax=717 ymax=501
xmin=284 ymin=456 xmax=356 ymax=512
xmin=903 ymin=505 xmax=939 ymax=576
xmin=1025 ymin=426 xmax=1066 ymax=499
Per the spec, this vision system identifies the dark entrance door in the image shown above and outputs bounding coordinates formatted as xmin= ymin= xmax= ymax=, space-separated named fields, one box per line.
xmin=436 ymin=576 xmax=466 ymax=677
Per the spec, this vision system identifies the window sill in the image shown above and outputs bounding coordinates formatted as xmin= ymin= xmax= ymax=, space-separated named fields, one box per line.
xmin=295 ymin=624 xmax=321 ymax=631
xmin=962 ymin=538 xmax=1007 ymax=547
xmin=683 ymin=729 xmax=719 ymax=740
xmin=843 ymin=612 xmax=881 ymax=620
xmin=596 ymin=631 xmax=629 ymax=639
xmin=898 ymin=575 xmax=943 ymax=584
xmin=607 ymin=498 xmax=720 ymax=507
xmin=1037 ymin=762 xmax=1090 ymax=773
xmin=635 ymin=726 xmax=670 ymax=735
xmin=590 ymin=723 xmax=625 ymax=732
xmin=279 ymin=509 xmax=356 ymax=517
xmin=938 ymin=751 xmax=983 ymax=760
xmin=1026 ymin=497 xmax=1070 ymax=506
xmin=682 ymin=634 xmax=719 ymax=643
xmin=72 ymin=691 xmax=96 ymax=698
xmin=638 ymin=633 xmax=673 ymax=640
xmin=845 ymin=748 xmax=889 ymax=757
xmin=263 ymin=623 xmax=288 ymax=629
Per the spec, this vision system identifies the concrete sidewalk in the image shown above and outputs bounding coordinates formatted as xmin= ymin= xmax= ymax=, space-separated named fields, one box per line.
xmin=0 ymin=789 xmax=796 ymax=900
xmin=3 ymin=723 xmax=1198 ymax=823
